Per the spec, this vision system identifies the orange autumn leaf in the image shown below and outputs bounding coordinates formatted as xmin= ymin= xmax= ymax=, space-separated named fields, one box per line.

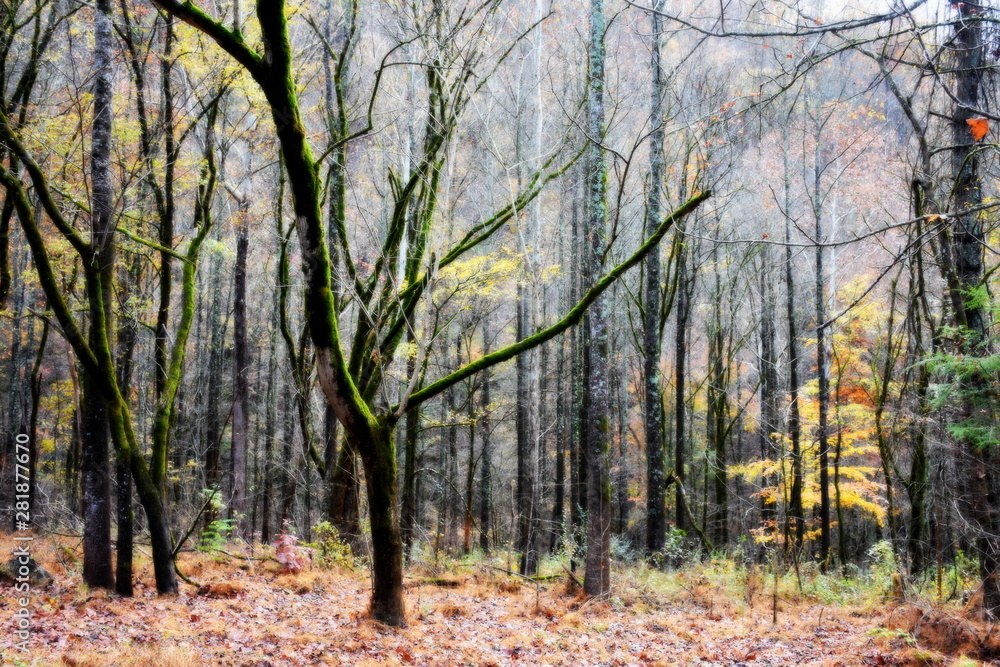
xmin=968 ymin=117 xmax=989 ymax=141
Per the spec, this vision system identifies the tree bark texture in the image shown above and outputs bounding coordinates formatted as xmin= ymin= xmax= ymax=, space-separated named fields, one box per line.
xmin=230 ymin=222 xmax=250 ymax=536
xmin=644 ymin=0 xmax=667 ymax=556
xmin=584 ymin=0 xmax=611 ymax=598
xmin=81 ymin=0 xmax=117 ymax=592
xmin=949 ymin=1 xmax=1000 ymax=615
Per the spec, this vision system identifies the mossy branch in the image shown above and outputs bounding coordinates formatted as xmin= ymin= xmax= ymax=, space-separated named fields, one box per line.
xmin=116 ymin=226 xmax=189 ymax=261
xmin=150 ymin=0 xmax=263 ymax=75
xmin=151 ymin=122 xmax=218 ymax=487
xmin=373 ymin=143 xmax=585 ymax=374
xmin=397 ymin=190 xmax=711 ymax=414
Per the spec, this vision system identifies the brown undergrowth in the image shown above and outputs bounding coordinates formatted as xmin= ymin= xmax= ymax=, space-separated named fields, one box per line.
xmin=882 ymin=601 xmax=1000 ymax=663
xmin=0 ymin=533 xmax=992 ymax=666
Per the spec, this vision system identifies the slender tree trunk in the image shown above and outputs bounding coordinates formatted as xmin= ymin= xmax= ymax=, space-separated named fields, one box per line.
xmin=401 ymin=360 xmax=420 ymax=557
xmin=398 ymin=124 xmax=422 ymax=559
xmin=114 ymin=422 xmax=133 ymax=598
xmin=65 ymin=344 xmax=82 ymax=518
xmin=230 ymin=222 xmax=250 ymax=537
xmin=872 ymin=277 xmax=903 ymax=562
xmin=674 ymin=248 xmax=688 ymax=533
xmin=833 ymin=376 xmax=847 ymax=569
xmin=203 ymin=257 xmax=224 ymax=531
xmin=262 ymin=317 xmax=278 ymax=545
xmin=784 ymin=152 xmax=804 ymax=548
xmin=463 ymin=386 xmax=476 ymax=555
xmin=813 ymin=133 xmax=831 ymax=571
xmin=27 ymin=322 xmax=48 ymax=527
xmin=538 ymin=308 xmax=551 ymax=548
xmin=758 ymin=244 xmax=777 ymax=546
xmin=81 ymin=0 xmax=117 ymax=591
xmin=115 ymin=257 xmax=139 ymax=597
xmin=644 ymin=0 xmax=667 ymax=556
xmin=906 ymin=228 xmax=930 ymax=574
xmin=551 ymin=331 xmax=566 ymax=553
xmin=479 ymin=313 xmax=493 ymax=553
xmin=584 ymin=0 xmax=611 ymax=597
xmin=708 ymin=297 xmax=729 ymax=546
xmin=516 ymin=286 xmax=538 ymax=574
xmin=447 ymin=336 xmax=460 ymax=552
xmin=570 ymin=191 xmax=586 ymax=573
xmin=280 ymin=383 xmax=296 ymax=524
xmin=575 ymin=310 xmax=591 ymax=572
xmin=152 ymin=26 xmax=176 ymax=404
xmin=613 ymin=363 xmax=629 ymax=537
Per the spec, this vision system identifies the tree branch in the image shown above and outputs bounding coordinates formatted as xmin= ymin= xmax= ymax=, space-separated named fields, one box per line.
xmin=150 ymin=0 xmax=263 ymax=75
xmin=397 ymin=190 xmax=711 ymax=415
xmin=624 ymin=0 xmax=929 ymax=39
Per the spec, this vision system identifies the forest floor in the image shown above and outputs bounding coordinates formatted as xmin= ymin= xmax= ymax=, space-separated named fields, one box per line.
xmin=0 ymin=533 xmax=993 ymax=666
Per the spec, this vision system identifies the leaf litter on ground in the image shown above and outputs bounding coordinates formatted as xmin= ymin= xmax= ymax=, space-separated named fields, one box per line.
xmin=0 ymin=539 xmax=968 ymax=666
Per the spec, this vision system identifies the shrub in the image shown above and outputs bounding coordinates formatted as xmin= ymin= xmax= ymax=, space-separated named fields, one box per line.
xmin=650 ymin=527 xmax=688 ymax=568
xmin=310 ymin=521 xmax=354 ymax=569
xmin=197 ymin=487 xmax=233 ymax=551
xmin=611 ymin=535 xmax=637 ymax=564
xmin=274 ymin=522 xmax=311 ymax=574
xmin=867 ymin=540 xmax=897 ymax=591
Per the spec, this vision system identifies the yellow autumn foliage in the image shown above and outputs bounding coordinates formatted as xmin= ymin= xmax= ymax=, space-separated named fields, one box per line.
xmin=730 ymin=278 xmax=891 ymax=544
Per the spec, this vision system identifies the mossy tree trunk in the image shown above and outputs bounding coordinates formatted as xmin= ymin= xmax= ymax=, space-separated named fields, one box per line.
xmin=359 ymin=423 xmax=405 ymax=625
xmin=114 ymin=259 xmax=139 ymax=597
xmin=153 ymin=0 xmax=708 ymax=624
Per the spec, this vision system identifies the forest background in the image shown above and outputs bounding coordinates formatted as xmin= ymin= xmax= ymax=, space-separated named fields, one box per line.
xmin=3 ymin=0 xmax=1000 ymax=659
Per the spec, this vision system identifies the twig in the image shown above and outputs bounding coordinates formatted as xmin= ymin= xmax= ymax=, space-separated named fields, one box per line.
xmin=983 ymin=619 xmax=996 ymax=645
xmin=172 ymin=488 xmax=219 ymax=557
xmin=487 ymin=564 xmax=543 ymax=609
xmin=212 ymin=548 xmax=273 ymax=562
xmin=773 ymin=551 xmax=780 ymax=625
xmin=174 ymin=560 xmax=200 ymax=588
xmin=487 ymin=564 xmax=542 ymax=583
xmin=561 ymin=564 xmax=584 ymax=590
xmin=665 ymin=474 xmax=715 ymax=552
xmin=577 ymin=591 xmax=612 ymax=612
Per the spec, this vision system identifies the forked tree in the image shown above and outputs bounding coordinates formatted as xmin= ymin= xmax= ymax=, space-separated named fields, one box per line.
xmin=152 ymin=0 xmax=708 ymax=624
